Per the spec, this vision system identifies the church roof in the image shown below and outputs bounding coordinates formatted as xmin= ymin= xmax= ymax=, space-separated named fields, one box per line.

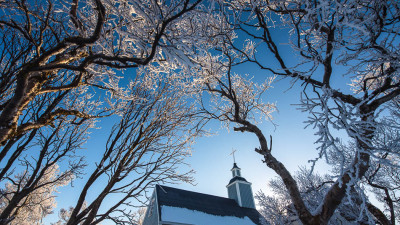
xmin=155 ymin=185 xmax=264 ymax=225
xmin=232 ymin=163 xmax=240 ymax=169
xmin=228 ymin=176 xmax=248 ymax=185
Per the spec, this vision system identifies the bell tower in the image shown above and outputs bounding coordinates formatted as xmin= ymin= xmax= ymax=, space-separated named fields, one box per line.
xmin=226 ymin=162 xmax=256 ymax=209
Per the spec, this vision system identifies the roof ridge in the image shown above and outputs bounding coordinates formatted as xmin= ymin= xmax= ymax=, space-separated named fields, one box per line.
xmin=156 ymin=184 xmax=233 ymax=201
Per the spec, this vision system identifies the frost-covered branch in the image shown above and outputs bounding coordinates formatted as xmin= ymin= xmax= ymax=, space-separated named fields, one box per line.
xmin=203 ymin=0 xmax=400 ymax=224
xmin=61 ymin=73 xmax=203 ymax=225
xmin=0 ymin=0 xmax=203 ymax=146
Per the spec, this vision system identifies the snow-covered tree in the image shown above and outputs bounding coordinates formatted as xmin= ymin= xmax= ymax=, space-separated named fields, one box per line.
xmin=0 ymin=0 xmax=216 ymax=223
xmin=0 ymin=0 xmax=204 ymax=146
xmin=256 ymin=168 xmax=378 ymax=225
xmin=51 ymin=203 xmax=88 ymax=225
xmin=0 ymin=0 xmax=208 ymax=187
xmin=329 ymin=141 xmax=400 ymax=224
xmin=0 ymin=117 xmax=89 ymax=223
xmin=58 ymin=72 xmax=203 ymax=225
xmin=199 ymin=0 xmax=400 ymax=224
xmin=366 ymin=164 xmax=400 ymax=224
xmin=0 ymin=164 xmax=72 ymax=225
xmin=130 ymin=207 xmax=146 ymax=225
xmin=367 ymin=162 xmax=400 ymax=224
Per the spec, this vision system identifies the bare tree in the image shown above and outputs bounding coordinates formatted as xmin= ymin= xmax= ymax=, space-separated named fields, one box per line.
xmin=198 ymin=0 xmax=400 ymax=224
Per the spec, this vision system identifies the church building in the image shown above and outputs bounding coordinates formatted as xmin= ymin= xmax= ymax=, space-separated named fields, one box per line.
xmin=142 ymin=163 xmax=265 ymax=225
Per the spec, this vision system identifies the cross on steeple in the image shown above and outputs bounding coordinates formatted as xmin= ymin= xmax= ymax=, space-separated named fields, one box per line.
xmin=229 ymin=149 xmax=237 ymax=163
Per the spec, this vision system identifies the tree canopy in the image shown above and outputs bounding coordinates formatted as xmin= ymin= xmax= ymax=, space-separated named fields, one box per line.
xmin=1 ymin=0 xmax=399 ymax=224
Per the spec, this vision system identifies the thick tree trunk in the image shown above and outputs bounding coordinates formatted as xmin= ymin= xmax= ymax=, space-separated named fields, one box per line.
xmin=0 ymin=73 xmax=34 ymax=145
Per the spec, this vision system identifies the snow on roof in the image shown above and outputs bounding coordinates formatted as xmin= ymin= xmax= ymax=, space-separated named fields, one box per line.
xmin=161 ymin=205 xmax=258 ymax=225
xmin=156 ymin=185 xmax=265 ymax=225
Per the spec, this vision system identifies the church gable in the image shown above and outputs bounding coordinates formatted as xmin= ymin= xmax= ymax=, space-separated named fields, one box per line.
xmin=142 ymin=191 xmax=159 ymax=225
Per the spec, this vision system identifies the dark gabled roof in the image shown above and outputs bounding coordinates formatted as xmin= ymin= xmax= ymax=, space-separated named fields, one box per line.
xmin=155 ymin=185 xmax=264 ymax=225
xmin=232 ymin=163 xmax=240 ymax=169
xmin=228 ymin=176 xmax=248 ymax=185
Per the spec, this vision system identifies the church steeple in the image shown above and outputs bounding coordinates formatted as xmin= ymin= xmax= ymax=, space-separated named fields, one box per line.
xmin=226 ymin=162 xmax=256 ymax=209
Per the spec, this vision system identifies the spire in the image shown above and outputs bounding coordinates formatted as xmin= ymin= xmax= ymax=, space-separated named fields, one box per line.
xmin=229 ymin=149 xmax=242 ymax=177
